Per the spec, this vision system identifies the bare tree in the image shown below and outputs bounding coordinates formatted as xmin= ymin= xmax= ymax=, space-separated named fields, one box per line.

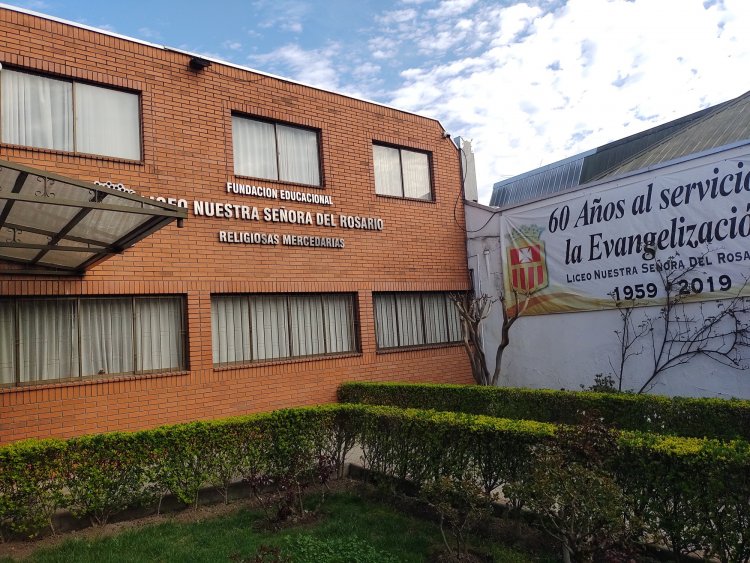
xmin=451 ymin=288 xmax=529 ymax=386
xmin=606 ymin=295 xmax=648 ymax=392
xmin=610 ymin=251 xmax=750 ymax=394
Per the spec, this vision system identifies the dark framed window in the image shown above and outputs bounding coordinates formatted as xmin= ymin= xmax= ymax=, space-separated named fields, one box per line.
xmin=0 ymin=68 xmax=141 ymax=160
xmin=211 ymin=293 xmax=358 ymax=365
xmin=0 ymin=296 xmax=186 ymax=386
xmin=373 ymin=292 xmax=461 ymax=350
xmin=372 ymin=143 xmax=432 ymax=200
xmin=232 ymin=114 xmax=321 ymax=186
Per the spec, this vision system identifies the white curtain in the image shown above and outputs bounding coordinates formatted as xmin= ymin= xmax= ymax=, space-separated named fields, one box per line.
xmin=375 ymin=293 xmax=459 ymax=348
xmin=374 ymin=294 xmax=399 ymax=348
xmin=232 ymin=116 xmax=278 ymax=180
xmin=75 ymin=83 xmax=140 ymax=160
xmin=324 ymin=294 xmax=355 ymax=354
xmin=1 ymin=69 xmax=73 ymax=151
xmin=423 ymin=293 xmax=449 ymax=344
xmin=0 ymin=301 xmax=15 ymax=384
xmin=212 ymin=294 xmax=355 ymax=364
xmin=211 ymin=295 xmax=252 ymax=365
xmin=289 ymin=295 xmax=325 ymax=357
xmin=277 ymin=125 xmax=320 ymax=186
xmin=135 ymin=297 xmax=184 ymax=372
xmin=250 ymin=295 xmax=290 ymax=361
xmin=396 ymin=294 xmax=424 ymax=346
xmin=80 ymin=298 xmax=134 ymax=376
xmin=401 ymin=149 xmax=431 ymax=200
xmin=18 ymin=300 xmax=78 ymax=382
xmin=373 ymin=145 xmax=403 ymax=197
xmin=446 ymin=296 xmax=462 ymax=342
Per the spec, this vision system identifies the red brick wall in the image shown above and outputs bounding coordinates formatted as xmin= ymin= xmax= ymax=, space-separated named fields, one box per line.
xmin=0 ymin=8 xmax=473 ymax=444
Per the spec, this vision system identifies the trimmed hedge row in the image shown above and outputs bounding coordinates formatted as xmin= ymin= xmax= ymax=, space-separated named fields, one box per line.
xmin=337 ymin=382 xmax=750 ymax=440
xmin=0 ymin=406 xmax=350 ymax=538
xmin=1 ymin=404 xmax=748 ymax=561
xmin=349 ymin=405 xmax=750 ymax=562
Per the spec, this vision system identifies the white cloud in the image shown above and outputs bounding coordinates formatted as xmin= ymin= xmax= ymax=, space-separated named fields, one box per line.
xmin=253 ymin=0 xmax=308 ymax=34
xmin=354 ymin=62 xmax=381 ymax=77
xmin=383 ymin=0 xmax=750 ymax=203
xmin=426 ymin=0 xmax=478 ymax=19
xmin=250 ymin=43 xmax=343 ymax=93
xmin=377 ymin=8 xmax=418 ymax=24
xmin=223 ymin=40 xmax=242 ymax=51
xmin=137 ymin=27 xmax=161 ymax=40
xmin=368 ymin=36 xmax=400 ymax=60
xmin=16 ymin=0 xmax=51 ymax=11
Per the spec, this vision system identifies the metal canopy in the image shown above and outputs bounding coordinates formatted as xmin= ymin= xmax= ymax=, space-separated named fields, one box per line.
xmin=0 ymin=158 xmax=186 ymax=275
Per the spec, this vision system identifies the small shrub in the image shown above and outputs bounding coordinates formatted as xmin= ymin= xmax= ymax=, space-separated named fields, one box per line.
xmin=508 ymin=418 xmax=629 ymax=563
xmin=421 ymin=476 xmax=495 ymax=561
xmin=0 ymin=438 xmax=66 ymax=538
xmin=64 ymin=432 xmax=154 ymax=526
xmin=148 ymin=422 xmax=214 ymax=510
xmin=580 ymin=374 xmax=619 ymax=393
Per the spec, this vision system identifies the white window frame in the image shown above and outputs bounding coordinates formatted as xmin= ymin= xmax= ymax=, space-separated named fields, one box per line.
xmin=372 ymin=143 xmax=433 ymax=201
xmin=0 ymin=68 xmax=142 ymax=160
xmin=232 ymin=114 xmax=322 ymax=187
xmin=0 ymin=296 xmax=186 ymax=387
xmin=373 ymin=292 xmax=462 ymax=350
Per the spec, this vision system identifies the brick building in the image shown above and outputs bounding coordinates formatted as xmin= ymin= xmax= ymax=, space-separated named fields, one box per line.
xmin=0 ymin=6 xmax=472 ymax=443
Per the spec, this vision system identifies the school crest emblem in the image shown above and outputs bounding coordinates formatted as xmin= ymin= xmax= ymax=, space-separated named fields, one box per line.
xmin=506 ymin=225 xmax=548 ymax=294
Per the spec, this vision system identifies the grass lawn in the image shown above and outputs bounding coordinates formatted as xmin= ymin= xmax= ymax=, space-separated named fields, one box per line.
xmin=0 ymin=489 xmax=559 ymax=562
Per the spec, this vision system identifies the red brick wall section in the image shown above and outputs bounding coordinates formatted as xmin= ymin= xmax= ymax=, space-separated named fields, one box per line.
xmin=0 ymin=8 xmax=473 ymax=444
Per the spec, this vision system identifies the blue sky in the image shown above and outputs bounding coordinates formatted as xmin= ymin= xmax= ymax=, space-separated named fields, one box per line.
xmin=6 ymin=0 xmax=750 ymax=203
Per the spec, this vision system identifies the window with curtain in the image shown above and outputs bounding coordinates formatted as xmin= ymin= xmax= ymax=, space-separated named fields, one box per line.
xmin=373 ymin=292 xmax=461 ymax=350
xmin=373 ymin=143 xmax=432 ymax=200
xmin=0 ymin=296 xmax=185 ymax=386
xmin=1 ymin=68 xmax=141 ymax=160
xmin=211 ymin=293 xmax=357 ymax=366
xmin=232 ymin=115 xmax=321 ymax=186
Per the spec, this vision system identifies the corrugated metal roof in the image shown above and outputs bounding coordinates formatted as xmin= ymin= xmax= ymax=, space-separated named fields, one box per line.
xmin=579 ymin=104 xmax=720 ymax=183
xmin=489 ymin=151 xmax=589 ymax=207
xmin=597 ymin=91 xmax=750 ymax=180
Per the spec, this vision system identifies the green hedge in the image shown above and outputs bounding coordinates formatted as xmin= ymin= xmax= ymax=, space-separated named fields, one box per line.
xmin=337 ymin=382 xmax=750 ymax=440
xmin=0 ymin=406 xmax=350 ymax=538
xmin=345 ymin=404 xmax=750 ymax=562
xmin=1 ymin=403 xmax=748 ymax=561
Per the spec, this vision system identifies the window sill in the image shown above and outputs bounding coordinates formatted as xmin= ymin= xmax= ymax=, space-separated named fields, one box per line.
xmin=232 ymin=174 xmax=325 ymax=191
xmin=376 ymin=342 xmax=463 ymax=355
xmin=0 ymin=142 xmax=144 ymax=165
xmin=375 ymin=194 xmax=435 ymax=204
xmin=213 ymin=352 xmax=362 ymax=371
xmin=0 ymin=369 xmax=190 ymax=393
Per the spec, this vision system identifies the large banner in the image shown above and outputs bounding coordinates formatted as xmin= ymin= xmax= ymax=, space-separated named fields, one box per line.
xmin=500 ymin=147 xmax=750 ymax=315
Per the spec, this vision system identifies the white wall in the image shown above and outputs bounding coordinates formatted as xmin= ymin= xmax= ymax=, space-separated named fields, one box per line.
xmin=465 ymin=201 xmax=505 ymax=380
xmin=465 ymin=183 xmax=750 ymax=400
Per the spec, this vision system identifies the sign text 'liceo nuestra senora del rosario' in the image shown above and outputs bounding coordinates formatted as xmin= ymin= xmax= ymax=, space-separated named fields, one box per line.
xmin=500 ymin=148 xmax=750 ymax=315
xmin=96 ymin=180 xmax=385 ymax=250
xmin=140 ymin=182 xmax=384 ymax=250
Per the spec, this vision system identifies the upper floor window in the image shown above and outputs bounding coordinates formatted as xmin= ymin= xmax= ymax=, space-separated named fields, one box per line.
xmin=232 ymin=115 xmax=321 ymax=186
xmin=0 ymin=69 xmax=141 ymax=160
xmin=0 ymin=296 xmax=186 ymax=387
xmin=373 ymin=143 xmax=432 ymax=200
